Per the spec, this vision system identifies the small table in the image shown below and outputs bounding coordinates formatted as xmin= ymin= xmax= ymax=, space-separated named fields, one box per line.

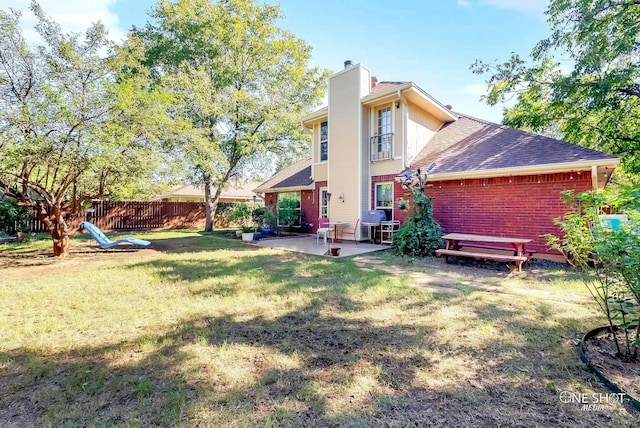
xmin=328 ymin=222 xmax=348 ymax=244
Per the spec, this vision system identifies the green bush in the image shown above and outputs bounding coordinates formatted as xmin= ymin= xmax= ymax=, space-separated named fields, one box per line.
xmin=0 ymin=199 xmax=33 ymax=234
xmin=393 ymin=189 xmax=443 ymax=257
xmin=226 ymin=203 xmax=253 ymax=229
xmin=547 ymin=185 xmax=640 ymax=361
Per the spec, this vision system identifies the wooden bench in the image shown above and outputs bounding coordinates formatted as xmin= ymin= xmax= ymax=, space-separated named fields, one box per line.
xmin=458 ymin=241 xmax=537 ymax=258
xmin=436 ymin=249 xmax=528 ymax=271
xmin=438 ymin=233 xmax=533 ymax=272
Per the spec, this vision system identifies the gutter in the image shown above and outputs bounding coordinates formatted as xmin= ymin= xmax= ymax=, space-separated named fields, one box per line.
xmin=424 ymin=159 xmax=620 ymax=182
xmin=253 ymin=184 xmax=315 ymax=194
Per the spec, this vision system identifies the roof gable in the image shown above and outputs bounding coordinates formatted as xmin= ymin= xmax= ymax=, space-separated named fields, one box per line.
xmin=254 ymin=158 xmax=313 ymax=192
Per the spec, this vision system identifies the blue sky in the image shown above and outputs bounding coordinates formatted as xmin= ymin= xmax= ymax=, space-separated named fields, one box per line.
xmin=3 ymin=0 xmax=552 ymax=122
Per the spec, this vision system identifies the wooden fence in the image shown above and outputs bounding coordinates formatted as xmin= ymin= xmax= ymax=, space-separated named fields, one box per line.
xmin=27 ymin=201 xmax=207 ymax=232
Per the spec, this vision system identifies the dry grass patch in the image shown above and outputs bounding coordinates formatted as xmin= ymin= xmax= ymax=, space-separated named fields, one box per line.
xmin=0 ymin=232 xmax=638 ymax=426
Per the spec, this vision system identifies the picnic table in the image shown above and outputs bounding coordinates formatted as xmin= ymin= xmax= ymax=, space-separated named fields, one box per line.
xmin=436 ymin=233 xmax=533 ymax=271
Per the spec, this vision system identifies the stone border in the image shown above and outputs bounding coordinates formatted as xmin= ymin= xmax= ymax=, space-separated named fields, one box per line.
xmin=578 ymin=325 xmax=640 ymax=411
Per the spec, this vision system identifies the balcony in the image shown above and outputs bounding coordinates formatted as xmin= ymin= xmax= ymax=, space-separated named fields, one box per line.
xmin=370 ymin=133 xmax=394 ymax=161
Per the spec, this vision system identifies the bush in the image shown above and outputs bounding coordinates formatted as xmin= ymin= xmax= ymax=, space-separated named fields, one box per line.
xmin=226 ymin=203 xmax=253 ymax=229
xmin=393 ymin=189 xmax=443 ymax=257
xmin=0 ymin=199 xmax=33 ymax=234
xmin=547 ymin=185 xmax=640 ymax=361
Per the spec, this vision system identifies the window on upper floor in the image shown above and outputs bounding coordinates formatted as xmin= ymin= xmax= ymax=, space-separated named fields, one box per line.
xmin=371 ymin=106 xmax=393 ymax=161
xmin=320 ymin=121 xmax=328 ymax=162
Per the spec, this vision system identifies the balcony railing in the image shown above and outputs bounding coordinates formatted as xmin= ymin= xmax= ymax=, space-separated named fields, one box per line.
xmin=370 ymin=133 xmax=394 ymax=161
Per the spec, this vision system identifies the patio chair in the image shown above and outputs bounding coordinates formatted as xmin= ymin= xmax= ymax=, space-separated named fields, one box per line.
xmin=316 ymin=218 xmax=332 ymax=245
xmin=340 ymin=219 xmax=359 ymax=244
xmin=81 ymin=221 xmax=151 ymax=249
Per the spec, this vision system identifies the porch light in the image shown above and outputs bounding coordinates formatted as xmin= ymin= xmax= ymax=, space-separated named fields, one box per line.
xmin=338 ymin=193 xmax=344 ymax=202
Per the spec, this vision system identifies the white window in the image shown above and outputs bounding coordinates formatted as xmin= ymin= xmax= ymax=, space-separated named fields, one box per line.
xmin=375 ymin=183 xmax=393 ymax=209
xmin=319 ymin=121 xmax=328 ymax=162
xmin=371 ymin=106 xmax=393 ymax=161
xmin=319 ymin=187 xmax=329 ymax=218
xmin=375 ymin=182 xmax=393 ymax=221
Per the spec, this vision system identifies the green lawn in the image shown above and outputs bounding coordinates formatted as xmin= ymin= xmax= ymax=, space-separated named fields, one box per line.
xmin=0 ymin=231 xmax=637 ymax=427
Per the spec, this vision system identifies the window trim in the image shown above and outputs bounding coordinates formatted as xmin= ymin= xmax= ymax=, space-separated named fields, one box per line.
xmin=319 ymin=121 xmax=328 ymax=162
xmin=374 ymin=182 xmax=394 ymax=210
xmin=371 ymin=105 xmax=394 ymax=161
xmin=319 ymin=187 xmax=328 ymax=219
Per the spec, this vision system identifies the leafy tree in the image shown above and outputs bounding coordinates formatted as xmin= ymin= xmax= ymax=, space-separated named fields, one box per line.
xmin=136 ymin=0 xmax=329 ymax=232
xmin=0 ymin=1 xmax=174 ymax=256
xmin=472 ymin=0 xmax=640 ymax=174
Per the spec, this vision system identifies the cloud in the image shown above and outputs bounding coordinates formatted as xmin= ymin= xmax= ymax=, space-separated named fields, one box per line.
xmin=457 ymin=0 xmax=472 ymax=7
xmin=479 ymin=0 xmax=548 ymax=15
xmin=0 ymin=0 xmax=124 ymax=44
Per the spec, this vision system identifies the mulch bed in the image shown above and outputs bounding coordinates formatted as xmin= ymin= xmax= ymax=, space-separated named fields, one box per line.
xmin=582 ymin=328 xmax=640 ymax=403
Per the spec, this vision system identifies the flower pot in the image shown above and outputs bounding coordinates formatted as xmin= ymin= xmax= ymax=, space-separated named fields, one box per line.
xmin=242 ymin=232 xmax=254 ymax=242
xmin=330 ymin=247 xmax=341 ymax=256
xmin=236 ymin=230 xmax=242 ymax=237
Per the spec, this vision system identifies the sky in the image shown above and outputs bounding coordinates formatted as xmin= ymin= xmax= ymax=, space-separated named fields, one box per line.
xmin=1 ymin=0 xmax=552 ymax=123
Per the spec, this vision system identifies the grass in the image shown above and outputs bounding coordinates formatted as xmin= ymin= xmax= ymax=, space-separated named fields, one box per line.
xmin=0 ymin=230 xmax=638 ymax=427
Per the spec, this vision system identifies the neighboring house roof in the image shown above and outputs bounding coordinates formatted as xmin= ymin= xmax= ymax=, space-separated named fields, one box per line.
xmin=153 ymin=179 xmax=262 ymax=201
xmin=254 ymin=158 xmax=313 ymax=193
xmin=404 ymin=114 xmax=619 ymax=179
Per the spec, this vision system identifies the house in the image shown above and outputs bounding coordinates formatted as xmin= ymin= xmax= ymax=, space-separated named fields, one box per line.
xmin=254 ymin=61 xmax=619 ymax=257
xmin=154 ymin=179 xmax=263 ymax=204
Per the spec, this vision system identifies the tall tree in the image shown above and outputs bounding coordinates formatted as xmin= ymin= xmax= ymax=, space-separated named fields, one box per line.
xmin=137 ymin=0 xmax=329 ymax=232
xmin=471 ymin=0 xmax=640 ymax=174
xmin=0 ymin=1 xmax=173 ymax=256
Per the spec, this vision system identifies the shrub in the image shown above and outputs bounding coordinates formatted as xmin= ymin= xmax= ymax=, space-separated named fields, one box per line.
xmin=547 ymin=185 xmax=640 ymax=361
xmin=393 ymin=189 xmax=443 ymax=257
xmin=0 ymin=199 xmax=33 ymax=234
xmin=226 ymin=203 xmax=253 ymax=229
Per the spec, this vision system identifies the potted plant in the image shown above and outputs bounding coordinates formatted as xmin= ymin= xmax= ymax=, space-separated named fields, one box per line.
xmin=241 ymin=225 xmax=255 ymax=242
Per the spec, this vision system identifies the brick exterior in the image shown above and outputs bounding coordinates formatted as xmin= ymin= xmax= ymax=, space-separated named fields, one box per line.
xmin=267 ymin=171 xmax=592 ymax=255
xmin=371 ymin=174 xmax=410 ymax=223
xmin=423 ymin=171 xmax=592 ymax=255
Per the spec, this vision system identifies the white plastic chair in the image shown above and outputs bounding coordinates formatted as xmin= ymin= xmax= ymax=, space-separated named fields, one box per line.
xmin=316 ymin=218 xmax=332 ymax=245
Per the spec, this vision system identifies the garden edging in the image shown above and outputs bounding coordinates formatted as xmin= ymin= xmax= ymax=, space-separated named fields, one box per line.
xmin=578 ymin=325 xmax=640 ymax=411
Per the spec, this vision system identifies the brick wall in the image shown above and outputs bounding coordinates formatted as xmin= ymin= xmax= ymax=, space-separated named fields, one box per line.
xmin=423 ymin=171 xmax=592 ymax=255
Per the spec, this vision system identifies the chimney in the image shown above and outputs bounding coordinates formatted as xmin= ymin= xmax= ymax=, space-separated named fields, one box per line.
xmin=371 ymin=76 xmax=378 ymax=88
xmin=344 ymin=60 xmax=353 ymax=69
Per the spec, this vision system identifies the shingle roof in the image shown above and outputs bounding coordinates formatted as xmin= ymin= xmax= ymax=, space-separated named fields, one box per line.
xmin=154 ymin=178 xmax=262 ymax=200
xmin=370 ymin=81 xmax=408 ymax=94
xmin=254 ymin=158 xmax=312 ymax=192
xmin=404 ymin=114 xmax=619 ymax=176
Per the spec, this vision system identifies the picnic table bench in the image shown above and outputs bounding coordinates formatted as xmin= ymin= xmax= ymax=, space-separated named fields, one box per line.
xmin=435 ymin=233 xmax=533 ymax=272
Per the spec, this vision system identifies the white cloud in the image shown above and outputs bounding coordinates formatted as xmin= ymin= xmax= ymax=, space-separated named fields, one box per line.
xmin=0 ymin=0 xmax=124 ymax=45
xmin=457 ymin=0 xmax=472 ymax=7
xmin=479 ymin=0 xmax=548 ymax=15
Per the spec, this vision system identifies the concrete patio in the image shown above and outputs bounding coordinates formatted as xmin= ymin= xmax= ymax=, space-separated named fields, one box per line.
xmin=251 ymin=235 xmax=390 ymax=258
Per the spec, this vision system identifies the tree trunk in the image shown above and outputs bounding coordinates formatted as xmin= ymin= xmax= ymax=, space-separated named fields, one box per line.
xmin=36 ymin=203 xmax=70 ymax=257
xmin=203 ymin=176 xmax=214 ymax=233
